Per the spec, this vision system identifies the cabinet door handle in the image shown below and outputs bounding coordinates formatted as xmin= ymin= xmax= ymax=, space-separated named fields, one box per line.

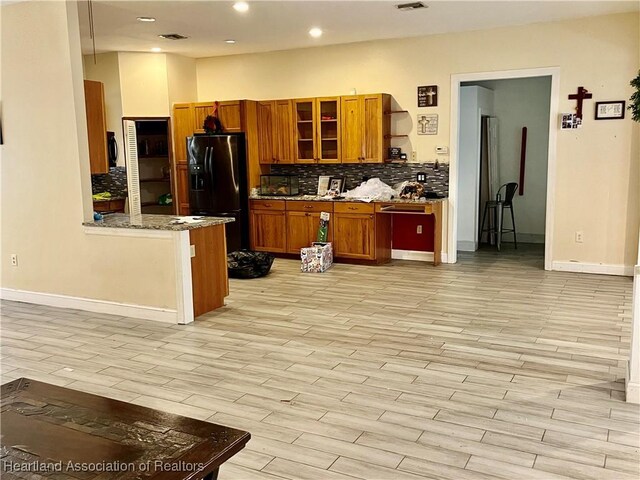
xmin=272 ymin=157 xmax=277 ymax=162
xmin=265 ymin=203 xmax=272 ymax=207
xmin=304 ymin=205 xmax=313 ymax=209
xmin=348 ymin=206 xmax=358 ymax=210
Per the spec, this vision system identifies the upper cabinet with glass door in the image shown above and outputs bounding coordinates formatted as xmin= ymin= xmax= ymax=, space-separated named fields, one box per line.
xmin=294 ymin=97 xmax=341 ymax=164
xmin=316 ymin=97 xmax=341 ymax=163
xmin=294 ymin=99 xmax=316 ymax=163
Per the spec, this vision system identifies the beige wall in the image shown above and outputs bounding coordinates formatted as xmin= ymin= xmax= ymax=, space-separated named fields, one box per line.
xmin=167 ymin=53 xmax=198 ymax=107
xmin=196 ymin=12 xmax=640 ymax=268
xmin=85 ymin=52 xmax=197 ymax=120
xmin=1 ymin=1 xmax=177 ymax=310
xmin=83 ymin=52 xmax=125 ymax=166
xmin=118 ymin=52 xmax=170 ymax=117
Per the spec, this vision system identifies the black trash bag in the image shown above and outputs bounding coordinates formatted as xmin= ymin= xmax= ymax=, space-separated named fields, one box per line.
xmin=227 ymin=250 xmax=275 ymax=279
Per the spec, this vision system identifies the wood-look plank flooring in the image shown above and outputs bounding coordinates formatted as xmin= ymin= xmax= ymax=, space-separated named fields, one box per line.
xmin=2 ymin=245 xmax=638 ymax=479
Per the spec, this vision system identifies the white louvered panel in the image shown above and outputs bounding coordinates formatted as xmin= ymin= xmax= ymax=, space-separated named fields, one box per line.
xmin=124 ymin=120 xmax=141 ymax=217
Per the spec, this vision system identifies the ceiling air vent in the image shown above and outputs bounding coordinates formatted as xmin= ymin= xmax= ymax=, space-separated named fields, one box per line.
xmin=158 ymin=33 xmax=189 ymax=40
xmin=396 ymin=2 xmax=427 ymax=11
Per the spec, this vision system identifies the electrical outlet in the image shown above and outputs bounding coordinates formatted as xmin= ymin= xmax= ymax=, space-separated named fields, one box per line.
xmin=575 ymin=231 xmax=584 ymax=243
xmin=417 ymin=225 xmax=423 ymax=234
xmin=412 ymin=151 xmax=417 ymax=162
xmin=10 ymin=254 xmax=18 ymax=266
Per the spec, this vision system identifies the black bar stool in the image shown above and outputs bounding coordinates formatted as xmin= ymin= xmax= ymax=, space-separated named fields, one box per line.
xmin=480 ymin=182 xmax=518 ymax=251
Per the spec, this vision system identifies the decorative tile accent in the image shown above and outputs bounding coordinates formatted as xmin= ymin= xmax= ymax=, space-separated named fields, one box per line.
xmin=91 ymin=167 xmax=128 ymax=197
xmin=271 ymin=163 xmax=449 ymax=196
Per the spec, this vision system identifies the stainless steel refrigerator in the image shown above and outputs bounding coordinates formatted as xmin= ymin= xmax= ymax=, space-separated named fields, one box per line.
xmin=187 ymin=134 xmax=248 ymax=253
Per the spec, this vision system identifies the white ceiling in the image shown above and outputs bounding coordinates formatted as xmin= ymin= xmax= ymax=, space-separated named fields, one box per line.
xmin=78 ymin=0 xmax=639 ymax=59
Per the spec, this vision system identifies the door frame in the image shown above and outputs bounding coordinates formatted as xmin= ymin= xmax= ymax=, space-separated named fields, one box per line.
xmin=448 ymin=66 xmax=560 ymax=270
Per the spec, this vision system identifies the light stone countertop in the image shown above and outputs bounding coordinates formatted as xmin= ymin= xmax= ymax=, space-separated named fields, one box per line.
xmin=83 ymin=214 xmax=234 ymax=231
xmin=249 ymin=195 xmax=446 ymax=204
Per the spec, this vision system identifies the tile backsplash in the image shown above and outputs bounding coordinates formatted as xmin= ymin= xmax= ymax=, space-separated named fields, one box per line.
xmin=271 ymin=162 xmax=449 ymax=196
xmin=91 ymin=167 xmax=128 ymax=197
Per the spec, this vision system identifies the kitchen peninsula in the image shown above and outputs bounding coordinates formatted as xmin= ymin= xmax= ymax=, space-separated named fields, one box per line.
xmin=84 ymin=214 xmax=233 ymax=324
xmin=249 ymin=196 xmax=444 ymax=266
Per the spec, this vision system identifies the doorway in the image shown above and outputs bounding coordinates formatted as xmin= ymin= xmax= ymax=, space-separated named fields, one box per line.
xmin=448 ymin=68 xmax=560 ymax=270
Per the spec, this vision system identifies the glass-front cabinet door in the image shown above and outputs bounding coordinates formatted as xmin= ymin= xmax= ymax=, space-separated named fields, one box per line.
xmin=294 ymin=99 xmax=316 ymax=163
xmin=316 ymin=97 xmax=340 ymax=163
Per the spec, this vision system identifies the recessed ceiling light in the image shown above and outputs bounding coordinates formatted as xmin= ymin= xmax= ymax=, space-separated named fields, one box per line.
xmin=309 ymin=27 xmax=323 ymax=38
xmin=225 ymin=39 xmax=237 ymax=44
xmin=136 ymin=16 xmax=156 ymax=22
xmin=233 ymin=2 xmax=249 ymax=13
xmin=151 ymin=47 xmax=162 ymax=52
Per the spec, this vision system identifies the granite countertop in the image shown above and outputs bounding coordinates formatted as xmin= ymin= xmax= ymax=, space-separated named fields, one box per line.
xmin=250 ymin=195 xmax=446 ymax=204
xmin=83 ymin=214 xmax=235 ymax=231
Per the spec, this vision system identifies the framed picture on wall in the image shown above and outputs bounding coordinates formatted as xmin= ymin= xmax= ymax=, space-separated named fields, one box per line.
xmin=418 ymin=114 xmax=438 ymax=135
xmin=595 ymin=101 xmax=625 ymax=120
xmin=418 ymin=85 xmax=438 ymax=107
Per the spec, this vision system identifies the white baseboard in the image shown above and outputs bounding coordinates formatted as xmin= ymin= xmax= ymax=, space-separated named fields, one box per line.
xmin=626 ymin=381 xmax=640 ymax=404
xmin=457 ymin=241 xmax=477 ymax=252
xmin=0 ymin=288 xmax=177 ymax=323
xmin=392 ymin=250 xmax=449 ymax=263
xmin=551 ymin=261 xmax=633 ymax=277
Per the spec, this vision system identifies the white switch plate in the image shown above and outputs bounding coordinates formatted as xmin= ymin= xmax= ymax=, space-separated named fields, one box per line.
xmin=190 ymin=245 xmax=196 ymax=257
xmin=575 ymin=231 xmax=584 ymax=243
xmin=417 ymin=225 xmax=423 ymax=234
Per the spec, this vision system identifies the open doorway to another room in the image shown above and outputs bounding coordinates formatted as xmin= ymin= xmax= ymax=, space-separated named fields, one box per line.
xmin=456 ymin=76 xmax=552 ymax=267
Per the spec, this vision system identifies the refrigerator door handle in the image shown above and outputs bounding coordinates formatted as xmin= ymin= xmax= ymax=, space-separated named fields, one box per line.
xmin=202 ymin=146 xmax=209 ymax=174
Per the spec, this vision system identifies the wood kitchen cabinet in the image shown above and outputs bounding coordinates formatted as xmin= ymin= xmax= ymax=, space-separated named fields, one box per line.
xmin=333 ymin=203 xmax=376 ymax=260
xmin=218 ymin=101 xmax=243 ymax=132
xmin=172 ymin=103 xmax=195 ymax=164
xmin=341 ymin=94 xmax=390 ymax=163
xmin=176 ymin=164 xmax=190 ymax=215
xmin=285 ymin=201 xmax=334 ymax=253
xmin=250 ymin=200 xmax=287 ymax=252
xmin=193 ymin=101 xmax=242 ymax=133
xmin=84 ymin=80 xmax=109 ymax=174
xmin=293 ymin=98 xmax=317 ymax=163
xmin=293 ymin=97 xmax=340 ymax=164
xmin=257 ymin=100 xmax=295 ymax=165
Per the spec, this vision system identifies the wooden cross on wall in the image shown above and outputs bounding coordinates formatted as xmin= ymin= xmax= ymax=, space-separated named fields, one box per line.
xmin=568 ymin=86 xmax=592 ymax=119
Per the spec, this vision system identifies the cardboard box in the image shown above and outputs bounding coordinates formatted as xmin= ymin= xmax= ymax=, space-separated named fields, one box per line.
xmin=301 ymin=242 xmax=333 ymax=273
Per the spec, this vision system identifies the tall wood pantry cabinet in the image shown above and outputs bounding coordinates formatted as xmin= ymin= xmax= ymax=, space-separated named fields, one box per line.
xmin=84 ymin=80 xmax=109 ymax=174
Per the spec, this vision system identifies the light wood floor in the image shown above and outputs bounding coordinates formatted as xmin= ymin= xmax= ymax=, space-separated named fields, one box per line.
xmin=2 ymin=247 xmax=639 ymax=479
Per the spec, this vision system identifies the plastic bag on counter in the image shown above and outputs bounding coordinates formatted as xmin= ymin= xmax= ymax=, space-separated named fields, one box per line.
xmin=343 ymin=178 xmax=396 ymax=201
xmin=227 ymin=250 xmax=275 ymax=279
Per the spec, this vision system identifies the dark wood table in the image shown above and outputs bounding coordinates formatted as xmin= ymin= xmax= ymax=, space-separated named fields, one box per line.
xmin=0 ymin=378 xmax=251 ymax=479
